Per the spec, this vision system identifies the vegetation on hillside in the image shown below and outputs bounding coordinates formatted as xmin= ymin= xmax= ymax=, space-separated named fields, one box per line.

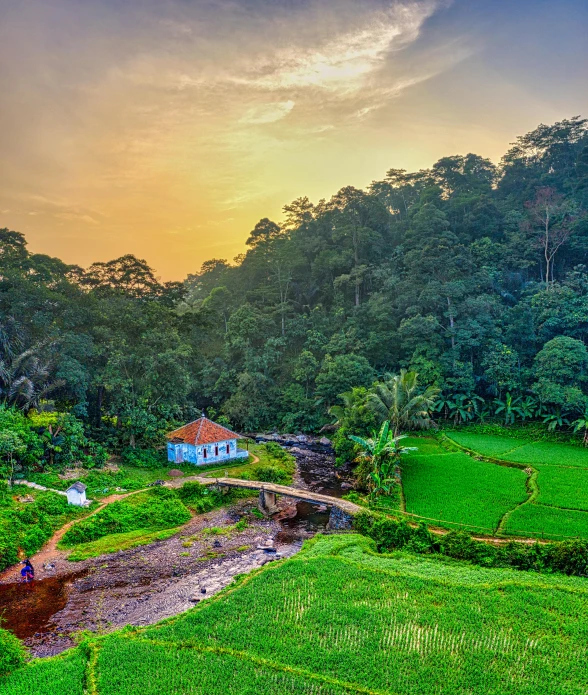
xmin=1 ymin=116 xmax=588 ymax=449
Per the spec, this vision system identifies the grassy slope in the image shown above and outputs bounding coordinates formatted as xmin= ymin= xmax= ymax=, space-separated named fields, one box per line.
xmin=401 ymin=438 xmax=527 ymax=532
xmin=66 ymin=527 xmax=181 ymax=561
xmin=446 ymin=432 xmax=588 ymax=538
xmin=4 ymin=534 xmax=588 ymax=695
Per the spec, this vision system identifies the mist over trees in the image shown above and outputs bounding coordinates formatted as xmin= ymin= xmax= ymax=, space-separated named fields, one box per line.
xmin=1 ymin=116 xmax=588 ymax=437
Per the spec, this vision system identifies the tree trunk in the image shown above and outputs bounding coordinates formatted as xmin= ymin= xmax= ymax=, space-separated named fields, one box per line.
xmin=96 ymin=386 xmax=104 ymax=428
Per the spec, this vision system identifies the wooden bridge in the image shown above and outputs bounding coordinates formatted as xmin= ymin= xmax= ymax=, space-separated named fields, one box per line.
xmin=181 ymin=476 xmax=361 ymax=529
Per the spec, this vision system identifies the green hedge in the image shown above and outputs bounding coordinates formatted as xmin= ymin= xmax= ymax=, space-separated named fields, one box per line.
xmin=354 ymin=510 xmax=588 ymax=577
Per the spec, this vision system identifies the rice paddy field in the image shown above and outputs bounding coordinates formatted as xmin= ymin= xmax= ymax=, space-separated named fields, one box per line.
xmin=3 ymin=534 xmax=588 ymax=695
xmin=401 ymin=437 xmax=528 ymax=532
xmin=446 ymin=432 xmax=588 ymax=539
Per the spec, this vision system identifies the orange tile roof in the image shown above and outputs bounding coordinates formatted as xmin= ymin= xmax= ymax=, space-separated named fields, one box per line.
xmin=167 ymin=417 xmax=240 ymax=446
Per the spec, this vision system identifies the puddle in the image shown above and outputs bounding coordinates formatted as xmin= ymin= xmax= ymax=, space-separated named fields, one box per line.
xmin=275 ymin=501 xmax=330 ymax=543
xmin=0 ymin=571 xmax=87 ymax=640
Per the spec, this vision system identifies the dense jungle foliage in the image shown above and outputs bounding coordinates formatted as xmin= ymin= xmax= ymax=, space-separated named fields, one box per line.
xmin=2 ymin=116 xmax=588 ymax=453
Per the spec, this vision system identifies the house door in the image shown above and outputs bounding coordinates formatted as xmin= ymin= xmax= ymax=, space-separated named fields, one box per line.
xmin=175 ymin=446 xmax=182 ymax=464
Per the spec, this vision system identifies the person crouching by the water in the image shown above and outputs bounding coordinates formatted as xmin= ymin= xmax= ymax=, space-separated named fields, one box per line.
xmin=21 ymin=559 xmax=34 ymax=583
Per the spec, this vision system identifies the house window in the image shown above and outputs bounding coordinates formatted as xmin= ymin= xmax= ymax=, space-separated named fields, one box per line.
xmin=215 ymin=445 xmax=219 ymax=457
xmin=226 ymin=444 xmax=230 ymax=454
xmin=203 ymin=448 xmax=207 ymax=459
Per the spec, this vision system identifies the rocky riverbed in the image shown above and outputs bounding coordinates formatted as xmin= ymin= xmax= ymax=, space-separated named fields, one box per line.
xmin=0 ymin=439 xmax=353 ymax=657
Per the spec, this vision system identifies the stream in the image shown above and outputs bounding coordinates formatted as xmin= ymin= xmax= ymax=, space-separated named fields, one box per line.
xmin=0 ymin=441 xmax=352 ymax=656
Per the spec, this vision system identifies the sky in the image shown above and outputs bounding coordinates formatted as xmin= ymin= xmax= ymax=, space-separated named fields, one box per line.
xmin=1 ymin=0 xmax=587 ymax=280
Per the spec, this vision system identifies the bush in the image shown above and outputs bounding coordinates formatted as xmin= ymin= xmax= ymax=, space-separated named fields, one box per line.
xmin=21 ymin=525 xmax=51 ymax=556
xmin=35 ymin=492 xmax=69 ymax=516
xmin=354 ymin=510 xmax=588 ymax=577
xmin=0 ymin=628 xmax=26 ymax=676
xmin=263 ymin=442 xmax=288 ymax=461
xmin=60 ymin=491 xmax=191 ymax=547
xmin=247 ymin=465 xmax=290 ymax=484
xmin=121 ymin=448 xmax=166 ymax=469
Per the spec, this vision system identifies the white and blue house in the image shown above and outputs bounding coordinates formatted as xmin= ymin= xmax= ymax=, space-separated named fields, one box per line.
xmin=166 ymin=416 xmax=248 ymax=465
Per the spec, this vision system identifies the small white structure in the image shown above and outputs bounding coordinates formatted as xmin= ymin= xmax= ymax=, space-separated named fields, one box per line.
xmin=66 ymin=481 xmax=87 ymax=506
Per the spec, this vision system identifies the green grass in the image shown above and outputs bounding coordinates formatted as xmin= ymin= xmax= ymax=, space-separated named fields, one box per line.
xmin=26 ymin=465 xmax=174 ymax=499
xmin=504 ymin=503 xmax=588 ymax=540
xmin=0 ymin=649 xmax=87 ymax=695
xmin=503 ymin=441 xmax=588 ymax=468
xmin=58 ymin=489 xmax=191 ymax=548
xmin=444 ymin=432 xmax=588 ymax=538
xmin=447 ymin=431 xmax=531 ymax=457
xmin=447 ymin=433 xmax=588 ymax=469
xmin=66 ymin=527 xmax=181 ymax=561
xmin=202 ymin=441 xmax=295 ymax=482
xmin=96 ymin=637 xmax=353 ymax=695
xmin=401 ymin=440 xmax=528 ymax=531
xmin=402 ymin=436 xmax=448 ymax=455
xmin=534 ymin=465 xmax=588 ymax=511
xmin=4 ymin=534 xmax=588 ymax=694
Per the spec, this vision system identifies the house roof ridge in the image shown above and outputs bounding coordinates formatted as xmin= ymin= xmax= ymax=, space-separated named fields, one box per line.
xmin=167 ymin=417 xmax=241 ymax=446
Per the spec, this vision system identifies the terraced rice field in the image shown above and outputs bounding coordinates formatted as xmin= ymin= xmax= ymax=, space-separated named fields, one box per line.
xmin=401 ymin=438 xmax=527 ymax=532
xmin=447 ymin=432 xmax=588 ymax=539
xmin=4 ymin=535 xmax=588 ymax=695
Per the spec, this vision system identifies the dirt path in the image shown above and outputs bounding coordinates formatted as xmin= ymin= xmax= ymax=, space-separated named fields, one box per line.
xmin=0 ymin=488 xmax=149 ymax=583
xmin=0 ymin=453 xmax=263 ymax=583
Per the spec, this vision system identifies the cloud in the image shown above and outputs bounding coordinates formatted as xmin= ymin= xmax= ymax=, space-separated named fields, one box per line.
xmin=228 ymin=2 xmax=439 ymax=95
xmin=240 ymin=100 xmax=296 ymax=124
xmin=0 ymin=0 xmax=468 ymax=276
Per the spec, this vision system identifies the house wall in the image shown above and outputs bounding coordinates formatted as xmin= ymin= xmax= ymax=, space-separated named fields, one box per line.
xmin=167 ymin=439 xmax=243 ymax=465
xmin=66 ymin=490 xmax=86 ymax=506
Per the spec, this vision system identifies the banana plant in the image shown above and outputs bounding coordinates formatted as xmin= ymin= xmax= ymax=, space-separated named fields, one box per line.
xmin=518 ymin=395 xmax=538 ymax=421
xmin=367 ymin=459 xmax=396 ymax=503
xmin=441 ymin=394 xmax=483 ymax=425
xmin=349 ymin=422 xmax=416 ymax=502
xmin=542 ymin=407 xmax=570 ymax=431
xmin=493 ymin=392 xmax=523 ymax=425
xmin=572 ymin=410 xmax=588 ymax=445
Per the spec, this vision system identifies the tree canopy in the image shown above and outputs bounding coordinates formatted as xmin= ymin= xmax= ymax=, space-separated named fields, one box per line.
xmin=1 ymin=116 xmax=588 ymax=436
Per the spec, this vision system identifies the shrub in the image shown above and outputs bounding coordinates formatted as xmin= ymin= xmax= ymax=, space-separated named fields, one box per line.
xmin=176 ymin=482 xmax=223 ymax=513
xmin=264 ymin=442 xmax=288 ymax=461
xmin=354 ymin=510 xmax=588 ymax=577
xmin=0 ymin=628 xmax=26 ymax=676
xmin=121 ymin=448 xmax=166 ymax=468
xmin=35 ymin=492 xmax=69 ymax=516
xmin=247 ymin=465 xmax=290 ymax=484
xmin=21 ymin=526 xmax=51 ymax=556
xmin=60 ymin=491 xmax=191 ymax=547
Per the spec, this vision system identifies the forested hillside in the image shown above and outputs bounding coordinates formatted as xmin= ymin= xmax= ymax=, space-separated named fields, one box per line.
xmin=2 ymin=116 xmax=588 ymax=439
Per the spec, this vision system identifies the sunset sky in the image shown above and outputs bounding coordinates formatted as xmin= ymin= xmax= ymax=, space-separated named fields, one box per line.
xmin=1 ymin=0 xmax=587 ymax=280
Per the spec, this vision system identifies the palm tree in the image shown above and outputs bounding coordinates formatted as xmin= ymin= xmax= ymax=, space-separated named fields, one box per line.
xmin=368 ymin=370 xmax=439 ymax=437
xmin=0 ymin=320 xmax=63 ymax=412
xmin=328 ymin=389 xmax=364 ymax=427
